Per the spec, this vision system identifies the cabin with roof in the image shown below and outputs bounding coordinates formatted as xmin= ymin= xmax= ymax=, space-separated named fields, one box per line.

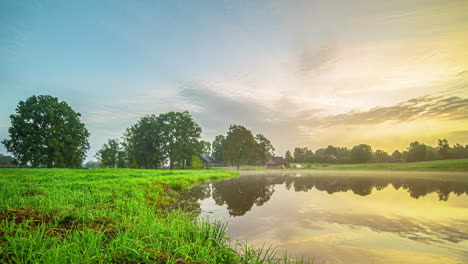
xmin=200 ymin=154 xmax=216 ymax=168
xmin=265 ymin=157 xmax=290 ymax=169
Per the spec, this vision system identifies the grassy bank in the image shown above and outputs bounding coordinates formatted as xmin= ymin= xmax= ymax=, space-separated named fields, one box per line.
xmin=239 ymin=159 xmax=468 ymax=172
xmin=0 ymin=168 xmax=294 ymax=263
xmin=291 ymin=159 xmax=468 ymax=171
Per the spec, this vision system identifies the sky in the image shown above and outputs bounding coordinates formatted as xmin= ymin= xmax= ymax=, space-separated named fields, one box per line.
xmin=1 ymin=0 xmax=467 ymax=161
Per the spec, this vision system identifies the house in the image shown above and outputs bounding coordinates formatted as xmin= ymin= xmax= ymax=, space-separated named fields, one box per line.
xmin=265 ymin=157 xmax=290 ymax=169
xmin=324 ymin=154 xmax=337 ymax=160
xmin=200 ymin=154 xmax=216 ymax=167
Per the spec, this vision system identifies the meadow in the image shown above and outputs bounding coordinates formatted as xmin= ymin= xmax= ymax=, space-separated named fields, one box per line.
xmin=291 ymin=158 xmax=468 ymax=171
xmin=0 ymin=168 xmax=294 ymax=263
xmin=239 ymin=159 xmax=468 ymax=172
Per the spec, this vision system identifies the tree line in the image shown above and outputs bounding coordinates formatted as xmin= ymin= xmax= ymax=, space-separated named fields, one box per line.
xmin=95 ymin=111 xmax=210 ymax=169
xmin=285 ymin=139 xmax=468 ymax=164
xmin=2 ymin=95 xmax=467 ymax=168
xmin=96 ymin=123 xmax=276 ymax=169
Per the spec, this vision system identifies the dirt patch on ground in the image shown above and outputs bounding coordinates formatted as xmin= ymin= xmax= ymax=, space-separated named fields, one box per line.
xmin=0 ymin=208 xmax=117 ymax=237
xmin=21 ymin=189 xmax=45 ymax=196
xmin=0 ymin=208 xmax=53 ymax=226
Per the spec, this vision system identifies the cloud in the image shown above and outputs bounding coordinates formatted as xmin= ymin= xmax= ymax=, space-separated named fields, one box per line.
xmin=317 ymin=95 xmax=468 ymax=128
xmin=297 ymin=46 xmax=338 ymax=75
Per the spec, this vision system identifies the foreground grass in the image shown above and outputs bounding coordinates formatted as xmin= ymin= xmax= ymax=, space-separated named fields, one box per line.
xmin=0 ymin=168 xmax=303 ymax=263
xmin=239 ymin=159 xmax=468 ymax=172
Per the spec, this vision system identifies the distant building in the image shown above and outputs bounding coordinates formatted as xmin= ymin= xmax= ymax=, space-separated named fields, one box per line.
xmin=266 ymin=157 xmax=290 ymax=169
xmin=200 ymin=154 xmax=216 ymax=168
xmin=324 ymin=154 xmax=337 ymax=160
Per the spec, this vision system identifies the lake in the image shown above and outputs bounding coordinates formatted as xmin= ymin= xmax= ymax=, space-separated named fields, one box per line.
xmin=185 ymin=170 xmax=468 ymax=264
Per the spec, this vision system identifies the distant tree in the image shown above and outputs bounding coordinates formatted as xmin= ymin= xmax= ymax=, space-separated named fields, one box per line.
xmin=285 ymin=150 xmax=294 ymax=163
xmin=391 ymin=150 xmax=402 ymax=160
xmin=200 ymin=140 xmax=211 ymax=155
xmin=314 ymin=148 xmax=327 ymax=163
xmin=437 ymin=139 xmax=451 ymax=159
xmin=211 ymin=135 xmax=226 ymax=165
xmin=95 ymin=139 xmax=121 ymax=168
xmin=159 ymin=111 xmax=202 ymax=169
xmin=325 ymin=145 xmax=338 ymax=156
xmin=223 ymin=124 xmax=258 ymax=169
xmin=374 ymin=150 xmax=389 ymax=163
xmin=293 ymin=147 xmax=314 ymax=163
xmin=426 ymin=146 xmax=441 ymax=161
xmin=293 ymin=147 xmax=305 ymax=162
xmin=304 ymin=148 xmax=315 ymax=163
xmin=407 ymin=141 xmax=428 ymax=162
xmin=255 ymin=134 xmax=275 ymax=165
xmin=451 ymin=144 xmax=468 ymax=159
xmin=83 ymin=160 xmax=100 ymax=169
xmin=2 ymin=95 xmax=90 ymax=168
xmin=0 ymin=154 xmax=14 ymax=166
xmin=351 ymin=144 xmax=373 ymax=163
xmin=335 ymin=147 xmax=351 ymax=164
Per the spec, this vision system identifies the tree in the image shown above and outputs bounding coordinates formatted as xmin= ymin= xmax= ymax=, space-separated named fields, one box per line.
xmin=223 ymin=124 xmax=258 ymax=169
xmin=285 ymin=150 xmax=294 ymax=163
xmin=407 ymin=141 xmax=428 ymax=162
xmin=374 ymin=150 xmax=389 ymax=163
xmin=83 ymin=160 xmax=100 ymax=169
xmin=437 ymin=139 xmax=451 ymax=159
xmin=304 ymin=148 xmax=315 ymax=163
xmin=294 ymin=147 xmax=314 ymax=163
xmin=350 ymin=144 xmax=372 ymax=163
xmin=0 ymin=154 xmax=14 ymax=167
xmin=255 ymin=134 xmax=275 ymax=165
xmin=200 ymin=140 xmax=211 ymax=155
xmin=123 ymin=115 xmax=166 ymax=169
xmin=158 ymin=111 xmax=202 ymax=169
xmin=391 ymin=150 xmax=402 ymax=160
xmin=211 ymin=135 xmax=226 ymax=165
xmin=2 ymin=95 xmax=90 ymax=168
xmin=95 ymin=139 xmax=121 ymax=168
xmin=191 ymin=155 xmax=204 ymax=169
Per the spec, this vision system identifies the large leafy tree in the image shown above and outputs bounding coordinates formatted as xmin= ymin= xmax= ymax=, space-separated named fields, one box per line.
xmin=350 ymin=144 xmax=372 ymax=163
xmin=223 ymin=124 xmax=258 ymax=169
xmin=123 ymin=115 xmax=166 ymax=169
xmin=158 ymin=111 xmax=202 ymax=169
xmin=2 ymin=95 xmax=89 ymax=168
xmin=255 ymin=134 xmax=275 ymax=165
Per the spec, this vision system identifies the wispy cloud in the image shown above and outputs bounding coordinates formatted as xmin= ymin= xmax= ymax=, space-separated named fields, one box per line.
xmin=318 ymin=95 xmax=468 ymax=127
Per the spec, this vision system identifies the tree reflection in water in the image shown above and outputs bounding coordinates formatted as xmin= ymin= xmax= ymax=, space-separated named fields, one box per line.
xmin=185 ymin=173 xmax=468 ymax=217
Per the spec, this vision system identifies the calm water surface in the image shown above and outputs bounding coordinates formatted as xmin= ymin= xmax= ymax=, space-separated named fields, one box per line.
xmin=186 ymin=170 xmax=468 ymax=264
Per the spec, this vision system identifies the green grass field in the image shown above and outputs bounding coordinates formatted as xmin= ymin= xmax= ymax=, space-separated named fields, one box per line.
xmin=291 ymin=159 xmax=468 ymax=171
xmin=0 ymin=168 xmax=300 ymax=264
xmin=239 ymin=159 xmax=468 ymax=172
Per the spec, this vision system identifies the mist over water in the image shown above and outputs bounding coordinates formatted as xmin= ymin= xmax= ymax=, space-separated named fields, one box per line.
xmin=186 ymin=171 xmax=468 ymax=264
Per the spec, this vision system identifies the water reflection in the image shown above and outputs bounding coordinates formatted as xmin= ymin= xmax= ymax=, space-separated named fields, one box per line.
xmin=187 ymin=172 xmax=468 ymax=217
xmin=186 ymin=171 xmax=468 ymax=263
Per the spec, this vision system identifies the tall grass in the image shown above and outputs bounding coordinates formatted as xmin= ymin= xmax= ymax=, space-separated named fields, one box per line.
xmin=0 ymin=168 xmax=313 ymax=263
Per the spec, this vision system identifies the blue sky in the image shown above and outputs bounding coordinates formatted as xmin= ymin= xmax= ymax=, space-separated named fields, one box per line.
xmin=1 ymin=0 xmax=467 ymax=161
